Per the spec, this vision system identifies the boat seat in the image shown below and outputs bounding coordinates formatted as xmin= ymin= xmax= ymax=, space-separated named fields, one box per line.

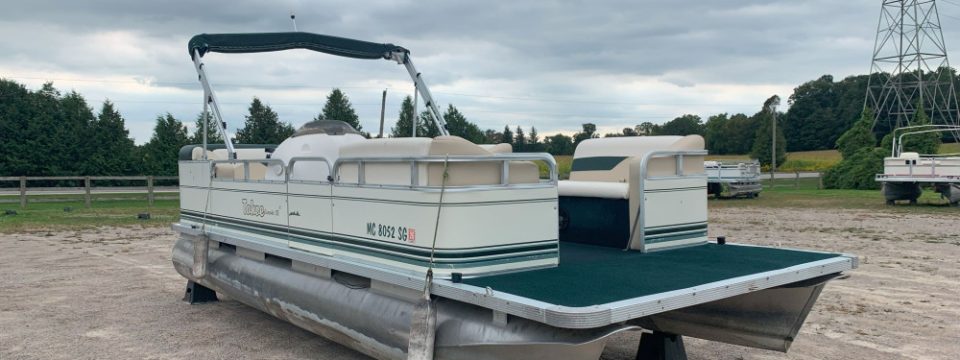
xmin=558 ymin=181 xmax=628 ymax=199
xmin=338 ymin=136 xmax=539 ymax=186
xmin=190 ymin=148 xmax=269 ymax=180
xmin=569 ymin=135 xmax=705 ymax=182
xmin=479 ymin=143 xmax=513 ymax=154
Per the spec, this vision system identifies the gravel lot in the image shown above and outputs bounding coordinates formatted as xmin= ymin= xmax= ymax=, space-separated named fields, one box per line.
xmin=1 ymin=207 xmax=957 ymax=359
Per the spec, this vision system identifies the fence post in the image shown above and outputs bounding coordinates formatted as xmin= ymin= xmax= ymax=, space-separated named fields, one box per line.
xmin=147 ymin=176 xmax=155 ymax=207
xmin=818 ymin=172 xmax=824 ymax=189
xmin=19 ymin=176 xmax=27 ymax=208
xmin=795 ymin=171 xmax=800 ymax=188
xmin=84 ymin=176 xmax=92 ymax=208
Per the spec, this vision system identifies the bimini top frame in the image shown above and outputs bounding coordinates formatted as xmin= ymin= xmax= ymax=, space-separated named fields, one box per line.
xmin=187 ymin=32 xmax=450 ymax=159
xmin=890 ymin=125 xmax=960 ymax=157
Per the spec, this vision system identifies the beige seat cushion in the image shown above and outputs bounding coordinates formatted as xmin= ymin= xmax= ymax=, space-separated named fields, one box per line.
xmin=338 ymin=136 xmax=540 ymax=186
xmin=570 ymin=135 xmax=705 ymax=182
xmin=479 ymin=143 xmax=513 ymax=154
xmin=198 ymin=148 xmax=270 ymax=180
xmin=558 ymin=180 xmax=629 ymax=199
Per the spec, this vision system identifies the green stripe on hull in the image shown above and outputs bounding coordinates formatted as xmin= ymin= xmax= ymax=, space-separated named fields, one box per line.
xmin=180 ymin=211 xmax=558 ymax=269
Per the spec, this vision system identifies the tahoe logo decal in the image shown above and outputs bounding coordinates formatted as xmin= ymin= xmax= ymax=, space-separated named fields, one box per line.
xmin=241 ymin=198 xmax=280 ymax=217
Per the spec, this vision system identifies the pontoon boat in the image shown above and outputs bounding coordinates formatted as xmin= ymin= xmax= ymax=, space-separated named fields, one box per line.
xmin=704 ymin=160 xmax=762 ymax=198
xmin=876 ymin=125 xmax=960 ymax=205
xmin=172 ymin=32 xmax=857 ymax=360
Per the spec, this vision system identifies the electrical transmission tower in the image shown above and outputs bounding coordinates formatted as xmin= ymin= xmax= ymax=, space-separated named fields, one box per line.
xmin=865 ymin=0 xmax=960 ymax=137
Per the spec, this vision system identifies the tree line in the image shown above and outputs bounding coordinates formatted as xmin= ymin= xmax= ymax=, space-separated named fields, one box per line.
xmin=3 ymin=67 xmax=958 ymax=177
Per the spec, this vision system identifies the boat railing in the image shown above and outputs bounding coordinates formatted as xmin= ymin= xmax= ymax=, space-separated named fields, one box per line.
xmin=208 ymin=159 xmax=287 ymax=183
xmin=287 ymin=157 xmax=333 ymax=184
xmin=706 ymin=161 xmax=760 ymax=182
xmin=331 ymin=153 xmax=558 ymax=190
xmin=877 ymin=156 xmax=960 ymax=179
xmin=629 ymin=149 xmax=709 ymax=252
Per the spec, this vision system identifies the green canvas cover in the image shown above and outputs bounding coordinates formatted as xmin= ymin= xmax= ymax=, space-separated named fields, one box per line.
xmin=188 ymin=32 xmax=407 ymax=60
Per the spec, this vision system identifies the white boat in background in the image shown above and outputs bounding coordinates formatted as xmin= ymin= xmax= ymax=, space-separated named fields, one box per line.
xmin=876 ymin=125 xmax=960 ymax=205
xmin=172 ymin=31 xmax=857 ymax=360
xmin=704 ymin=160 xmax=762 ymax=198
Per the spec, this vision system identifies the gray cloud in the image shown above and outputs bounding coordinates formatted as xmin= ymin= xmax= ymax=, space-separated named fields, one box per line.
xmin=2 ymin=0 xmax=958 ymax=142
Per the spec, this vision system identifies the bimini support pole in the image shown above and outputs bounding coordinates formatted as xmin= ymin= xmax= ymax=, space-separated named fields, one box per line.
xmin=192 ymin=49 xmax=237 ymax=158
xmin=392 ymin=51 xmax=449 ymax=137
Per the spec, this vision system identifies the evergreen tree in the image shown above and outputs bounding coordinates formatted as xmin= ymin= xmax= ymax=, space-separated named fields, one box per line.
xmin=501 ymin=125 xmax=514 ymax=145
xmin=84 ymin=100 xmax=138 ymax=175
xmin=57 ymin=90 xmax=96 ymax=175
xmin=317 ymin=88 xmax=362 ymax=131
xmin=142 ymin=113 xmax=189 ymax=176
xmin=190 ymin=111 xmax=224 ymax=145
xmin=514 ymin=126 xmax=526 ymax=152
xmin=417 ymin=110 xmax=442 ymax=138
xmin=235 ymin=97 xmax=295 ymax=144
xmin=750 ymin=95 xmax=787 ymax=167
xmin=835 ymin=108 xmax=877 ymax=159
xmin=899 ymin=106 xmax=942 ymax=155
xmin=442 ymin=105 xmax=484 ymax=143
xmin=528 ymin=127 xmax=542 ymax=151
xmin=390 ymin=96 xmax=430 ymax=137
xmin=0 ymin=79 xmax=40 ymax=175
xmin=823 ymin=108 xmax=884 ymax=190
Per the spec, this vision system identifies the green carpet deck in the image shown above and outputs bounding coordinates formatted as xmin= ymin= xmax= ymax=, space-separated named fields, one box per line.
xmin=463 ymin=242 xmax=839 ymax=307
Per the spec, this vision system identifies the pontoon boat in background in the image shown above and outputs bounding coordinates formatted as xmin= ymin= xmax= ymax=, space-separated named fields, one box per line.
xmin=172 ymin=32 xmax=857 ymax=360
xmin=704 ymin=160 xmax=762 ymax=198
xmin=876 ymin=125 xmax=960 ymax=205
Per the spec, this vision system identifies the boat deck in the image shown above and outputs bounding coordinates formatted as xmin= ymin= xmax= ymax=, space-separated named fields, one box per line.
xmin=464 ymin=242 xmax=839 ymax=307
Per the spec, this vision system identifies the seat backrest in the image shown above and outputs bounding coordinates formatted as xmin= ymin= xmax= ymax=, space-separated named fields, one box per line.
xmin=337 ymin=136 xmax=539 ymax=186
xmin=569 ymin=135 xmax=705 ymax=182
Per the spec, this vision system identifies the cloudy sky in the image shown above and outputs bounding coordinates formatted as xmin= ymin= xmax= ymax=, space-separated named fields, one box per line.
xmin=2 ymin=0 xmax=959 ymax=143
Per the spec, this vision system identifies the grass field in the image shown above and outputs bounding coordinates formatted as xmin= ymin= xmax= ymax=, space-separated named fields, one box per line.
xmin=709 ymin=177 xmax=957 ymax=212
xmin=941 ymin=142 xmax=960 ymax=154
xmin=0 ymin=194 xmax=179 ymax=233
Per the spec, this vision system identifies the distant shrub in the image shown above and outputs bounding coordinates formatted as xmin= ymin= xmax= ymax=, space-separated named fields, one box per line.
xmin=823 ymin=148 xmax=886 ymax=190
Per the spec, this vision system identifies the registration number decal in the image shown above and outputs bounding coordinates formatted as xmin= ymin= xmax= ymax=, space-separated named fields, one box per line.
xmin=366 ymin=222 xmax=416 ymax=243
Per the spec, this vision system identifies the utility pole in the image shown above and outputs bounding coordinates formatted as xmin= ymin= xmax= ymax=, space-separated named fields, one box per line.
xmin=378 ymin=89 xmax=387 ymax=138
xmin=770 ymin=103 xmax=777 ymax=180
xmin=411 ymin=85 xmax=419 ymax=138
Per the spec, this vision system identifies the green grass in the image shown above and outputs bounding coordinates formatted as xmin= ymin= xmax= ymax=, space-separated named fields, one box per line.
xmin=941 ymin=142 xmax=960 ymax=154
xmin=0 ymin=196 xmax=180 ymax=233
xmin=709 ymin=177 xmax=957 ymax=212
xmin=538 ymin=155 xmax=573 ymax=180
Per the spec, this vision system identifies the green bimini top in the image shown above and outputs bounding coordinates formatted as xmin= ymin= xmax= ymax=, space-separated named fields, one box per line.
xmin=188 ymin=32 xmax=407 ymax=60
xmin=464 ymin=242 xmax=839 ymax=307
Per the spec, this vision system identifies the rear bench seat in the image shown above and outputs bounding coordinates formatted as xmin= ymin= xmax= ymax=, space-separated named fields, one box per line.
xmin=558 ymin=135 xmax=706 ymax=251
xmin=337 ymin=136 xmax=538 ymax=186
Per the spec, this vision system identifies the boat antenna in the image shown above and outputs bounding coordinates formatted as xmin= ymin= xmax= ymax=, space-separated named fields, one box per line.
xmin=289 ymin=12 xmax=298 ymax=32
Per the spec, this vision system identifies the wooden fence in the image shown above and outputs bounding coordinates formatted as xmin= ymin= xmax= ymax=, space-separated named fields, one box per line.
xmin=0 ymin=176 xmax=178 ymax=208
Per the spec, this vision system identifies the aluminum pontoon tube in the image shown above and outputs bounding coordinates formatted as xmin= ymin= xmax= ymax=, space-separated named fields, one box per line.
xmin=171 ymin=236 xmax=636 ymax=360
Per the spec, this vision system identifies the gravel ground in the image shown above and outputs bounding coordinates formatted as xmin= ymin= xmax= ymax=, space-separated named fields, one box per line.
xmin=1 ymin=207 xmax=957 ymax=360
